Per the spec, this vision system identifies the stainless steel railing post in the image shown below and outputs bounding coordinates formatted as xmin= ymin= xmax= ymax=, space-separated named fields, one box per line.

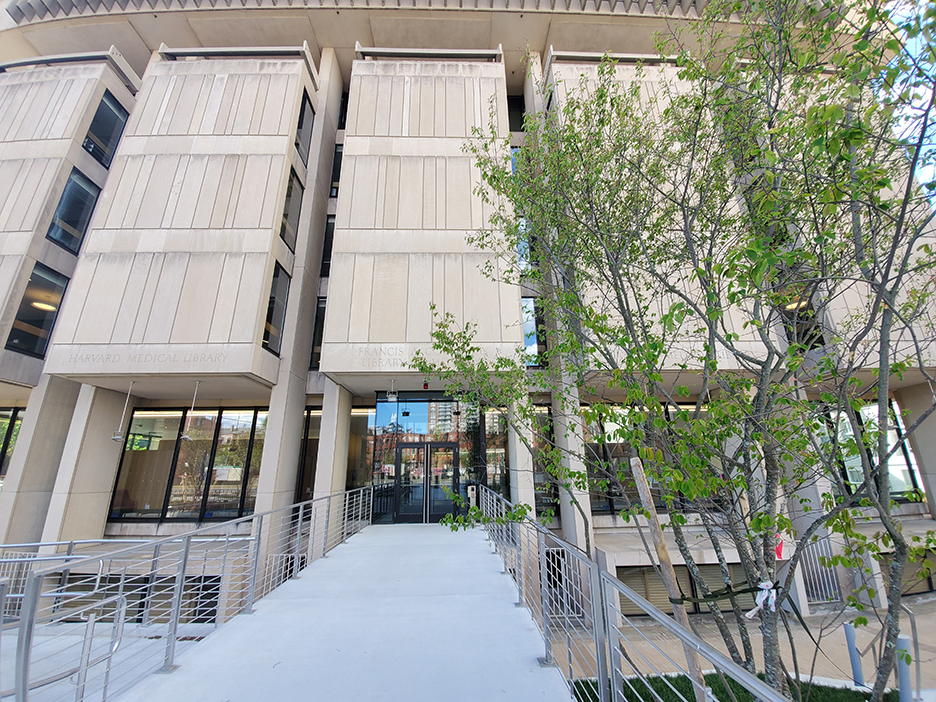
xmin=537 ymin=530 xmax=552 ymax=666
xmin=322 ymin=496 xmax=331 ymax=557
xmin=74 ymin=612 xmax=97 ymax=702
xmin=245 ymin=513 xmax=263 ymax=612
xmin=0 ymin=578 xmax=7 ymax=694
xmin=162 ymin=535 xmax=192 ymax=672
xmin=589 ymin=560 xmax=611 ymax=702
xmin=15 ymin=570 xmax=41 ymax=702
xmin=602 ymin=574 xmax=624 ymax=702
xmin=141 ymin=543 xmax=162 ymax=627
xmin=342 ymin=492 xmax=350 ymax=544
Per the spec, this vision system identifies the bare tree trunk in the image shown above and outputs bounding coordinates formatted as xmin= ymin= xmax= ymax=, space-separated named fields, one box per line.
xmin=631 ymin=457 xmax=707 ymax=702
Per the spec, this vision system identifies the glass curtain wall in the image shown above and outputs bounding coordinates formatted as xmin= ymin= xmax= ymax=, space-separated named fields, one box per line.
xmin=0 ymin=408 xmax=23 ymax=492
xmin=367 ymin=396 xmax=511 ymax=513
xmin=110 ymin=407 xmax=268 ymax=520
xmin=295 ymin=408 xmax=321 ymax=503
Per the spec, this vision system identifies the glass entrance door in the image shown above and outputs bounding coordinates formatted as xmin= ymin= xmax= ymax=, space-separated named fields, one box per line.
xmin=394 ymin=442 xmax=459 ymax=523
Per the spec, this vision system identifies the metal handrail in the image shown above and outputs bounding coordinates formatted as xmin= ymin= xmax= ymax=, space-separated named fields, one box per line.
xmin=477 ymin=485 xmax=789 ymax=702
xmin=27 ymin=488 xmax=371 ymax=578
xmin=6 ymin=486 xmax=374 ymax=702
xmin=852 ymin=603 xmax=921 ymax=701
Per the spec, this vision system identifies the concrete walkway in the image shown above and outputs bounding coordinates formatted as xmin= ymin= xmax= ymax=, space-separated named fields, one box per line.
xmin=114 ymin=524 xmax=570 ymax=702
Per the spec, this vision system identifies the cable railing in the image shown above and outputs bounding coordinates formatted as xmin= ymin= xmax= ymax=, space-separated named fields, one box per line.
xmin=0 ymin=486 xmax=373 ymax=702
xmin=477 ymin=485 xmax=788 ymax=702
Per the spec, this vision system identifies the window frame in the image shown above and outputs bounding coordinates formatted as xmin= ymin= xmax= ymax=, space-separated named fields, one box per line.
xmin=109 ymin=406 xmax=269 ymax=522
xmin=82 ymin=89 xmax=129 ymax=169
xmin=320 ymin=215 xmax=335 ymax=277
xmin=262 ymin=262 xmax=291 ymax=356
xmin=279 ymin=169 xmax=303 ymax=253
xmin=309 ymin=296 xmax=326 ymax=370
xmin=46 ymin=168 xmax=100 ymax=255
xmin=329 ymin=144 xmax=343 ymax=198
xmin=294 ymin=91 xmax=315 ymax=167
xmin=5 ymin=262 xmax=69 ymax=359
xmin=823 ymin=399 xmax=923 ymax=500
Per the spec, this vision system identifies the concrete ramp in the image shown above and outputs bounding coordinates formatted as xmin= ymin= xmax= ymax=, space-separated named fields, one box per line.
xmin=114 ymin=524 xmax=570 ymax=702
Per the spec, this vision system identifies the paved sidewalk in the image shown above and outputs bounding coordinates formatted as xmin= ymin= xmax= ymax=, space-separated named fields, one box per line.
xmin=113 ymin=525 xmax=569 ymax=702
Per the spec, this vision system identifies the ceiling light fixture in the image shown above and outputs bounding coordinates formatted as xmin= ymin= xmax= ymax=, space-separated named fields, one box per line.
xmin=31 ymin=302 xmax=56 ymax=312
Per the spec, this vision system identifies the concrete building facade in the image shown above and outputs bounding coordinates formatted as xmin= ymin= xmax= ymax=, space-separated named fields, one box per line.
xmin=0 ymin=0 xmax=934 ymax=614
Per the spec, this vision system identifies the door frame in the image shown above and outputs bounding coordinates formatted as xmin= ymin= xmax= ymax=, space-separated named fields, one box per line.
xmin=393 ymin=441 xmax=459 ymax=523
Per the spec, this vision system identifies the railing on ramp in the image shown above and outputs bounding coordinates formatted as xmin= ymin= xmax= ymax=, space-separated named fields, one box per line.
xmin=477 ymin=485 xmax=788 ymax=702
xmin=0 ymin=486 xmax=373 ymax=702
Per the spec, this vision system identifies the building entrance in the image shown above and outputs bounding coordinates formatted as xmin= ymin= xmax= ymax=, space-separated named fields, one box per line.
xmin=394 ymin=442 xmax=459 ymax=523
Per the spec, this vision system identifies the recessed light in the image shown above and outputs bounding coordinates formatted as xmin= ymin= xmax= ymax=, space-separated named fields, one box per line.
xmin=31 ymin=302 xmax=56 ymax=312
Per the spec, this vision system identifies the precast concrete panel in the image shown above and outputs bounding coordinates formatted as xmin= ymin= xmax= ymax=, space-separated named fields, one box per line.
xmin=320 ymin=57 xmax=523 ymax=383
xmin=43 ymin=55 xmax=316 ymax=388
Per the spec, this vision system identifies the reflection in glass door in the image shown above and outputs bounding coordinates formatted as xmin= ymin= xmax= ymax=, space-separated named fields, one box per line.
xmin=394 ymin=442 xmax=459 ymax=523
xmin=397 ymin=445 xmax=425 ymax=523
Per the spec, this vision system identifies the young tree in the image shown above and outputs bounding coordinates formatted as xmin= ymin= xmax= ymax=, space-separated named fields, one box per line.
xmin=412 ymin=0 xmax=936 ymax=697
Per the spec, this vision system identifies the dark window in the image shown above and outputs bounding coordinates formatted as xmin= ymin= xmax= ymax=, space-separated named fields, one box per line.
xmin=329 ymin=144 xmax=343 ymax=198
xmin=521 ymin=297 xmax=547 ymax=367
xmin=337 ymin=91 xmax=349 ymax=130
xmin=82 ymin=90 xmax=128 ymax=168
xmin=263 ymin=263 xmax=290 ymax=355
xmin=0 ymin=407 xmax=23 ymax=493
xmin=46 ymin=169 xmax=100 ymax=254
xmin=320 ymin=215 xmax=335 ymax=277
xmin=780 ymin=300 xmax=825 ymax=351
xmin=310 ymin=297 xmax=326 ymax=370
xmin=295 ymin=91 xmax=315 ymax=166
xmin=6 ymin=263 xmax=68 ymax=358
xmin=295 ymin=407 xmax=321 ymax=503
xmin=280 ymin=169 xmax=303 ymax=252
xmin=507 ymin=95 xmax=526 ymax=132
xmin=110 ymin=407 xmax=268 ymax=520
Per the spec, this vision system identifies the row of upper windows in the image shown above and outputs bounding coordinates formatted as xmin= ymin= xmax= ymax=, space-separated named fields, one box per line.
xmin=4 ymin=91 xmax=129 ymax=358
xmin=7 ymin=85 xmax=333 ymax=363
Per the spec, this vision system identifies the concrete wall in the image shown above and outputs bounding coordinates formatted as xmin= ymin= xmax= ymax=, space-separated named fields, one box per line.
xmin=320 ymin=58 xmax=522 ymax=382
xmin=0 ymin=61 xmax=136 ymax=387
xmin=42 ymin=55 xmax=314 ymax=388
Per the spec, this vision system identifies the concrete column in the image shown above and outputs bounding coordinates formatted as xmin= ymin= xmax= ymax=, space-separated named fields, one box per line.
xmin=312 ymin=377 xmax=352 ymax=497
xmin=39 ymin=384 xmax=127 ymax=542
xmin=507 ymin=405 xmax=535 ymax=512
xmin=0 ymin=373 xmax=80 ymax=544
xmin=551 ymin=387 xmax=593 ymax=554
xmin=894 ymin=383 xmax=936 ymax=519
xmin=252 ymin=48 xmax=343 ymax=516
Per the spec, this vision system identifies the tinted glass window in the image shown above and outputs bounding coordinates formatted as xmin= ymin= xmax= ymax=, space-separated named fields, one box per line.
xmin=521 ymin=297 xmax=546 ymax=366
xmin=110 ymin=410 xmax=183 ymax=519
xmin=320 ymin=215 xmax=335 ymax=277
xmin=263 ymin=263 xmax=290 ymax=355
xmin=0 ymin=408 xmax=22 ymax=493
xmin=337 ymin=92 xmax=349 ymax=130
xmin=507 ymin=95 xmax=525 ymax=132
xmin=310 ymin=297 xmax=326 ymax=370
xmin=330 ymin=144 xmax=343 ymax=198
xmin=241 ymin=411 xmax=267 ymax=514
xmin=47 ymin=169 xmax=99 ymax=254
xmin=82 ymin=90 xmax=128 ymax=168
xmin=111 ymin=407 xmax=269 ymax=520
xmin=295 ymin=92 xmax=315 ymax=166
xmin=280 ymin=169 xmax=303 ymax=252
xmin=6 ymin=263 xmax=68 ymax=358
